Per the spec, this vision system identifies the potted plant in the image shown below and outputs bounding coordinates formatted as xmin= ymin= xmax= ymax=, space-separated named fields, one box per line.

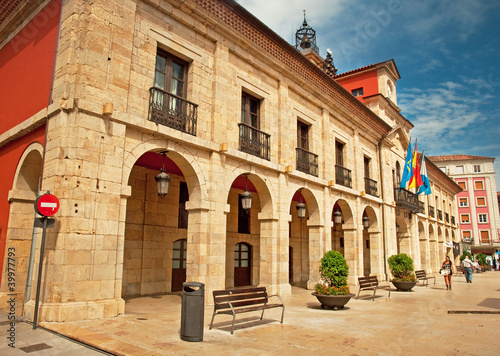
xmin=388 ymin=253 xmax=417 ymax=291
xmin=312 ymin=250 xmax=355 ymax=310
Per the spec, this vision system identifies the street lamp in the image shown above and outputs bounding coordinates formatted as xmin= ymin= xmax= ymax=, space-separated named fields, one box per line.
xmin=333 ymin=209 xmax=342 ymax=225
xmin=362 ymin=215 xmax=369 ymax=229
xmin=241 ymin=174 xmax=252 ymax=210
xmin=296 ymin=189 xmax=306 ymax=219
xmin=155 ymin=151 xmax=170 ymax=199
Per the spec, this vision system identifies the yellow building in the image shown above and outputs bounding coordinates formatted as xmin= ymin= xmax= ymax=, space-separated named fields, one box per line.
xmin=0 ymin=0 xmax=460 ymax=323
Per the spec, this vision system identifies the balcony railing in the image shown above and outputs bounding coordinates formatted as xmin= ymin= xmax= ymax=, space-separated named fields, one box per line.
xmin=428 ymin=205 xmax=435 ymax=218
xmin=335 ymin=165 xmax=352 ymax=188
xmin=437 ymin=209 xmax=443 ymax=221
xmin=238 ymin=123 xmax=271 ymax=160
xmin=148 ymin=87 xmax=197 ymax=136
xmin=364 ymin=177 xmax=378 ymax=196
xmin=296 ymin=148 xmax=318 ymax=177
xmin=393 ymin=188 xmax=425 ymax=214
xmin=445 ymin=213 xmax=450 ymax=223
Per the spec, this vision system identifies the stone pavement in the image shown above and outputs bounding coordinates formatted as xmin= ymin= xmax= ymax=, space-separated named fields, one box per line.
xmin=2 ymin=272 xmax=500 ymax=355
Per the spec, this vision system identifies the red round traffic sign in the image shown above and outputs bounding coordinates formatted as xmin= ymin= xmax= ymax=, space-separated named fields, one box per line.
xmin=35 ymin=194 xmax=60 ymax=217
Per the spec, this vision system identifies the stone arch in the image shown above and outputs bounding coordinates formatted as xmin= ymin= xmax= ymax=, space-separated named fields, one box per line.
xmin=11 ymin=142 xmax=44 ymax=199
xmin=122 ymin=138 xmax=207 ymax=206
xmin=361 ymin=205 xmax=380 ymax=277
xmin=1 ymin=142 xmax=44 ymax=306
xmin=223 ymin=166 xmax=276 ymax=220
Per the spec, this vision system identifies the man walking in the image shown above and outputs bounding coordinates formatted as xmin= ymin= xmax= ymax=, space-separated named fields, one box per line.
xmin=462 ymin=255 xmax=474 ymax=283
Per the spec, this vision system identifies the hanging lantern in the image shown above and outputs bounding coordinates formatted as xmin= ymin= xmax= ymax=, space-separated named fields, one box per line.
xmin=333 ymin=210 xmax=342 ymax=224
xmin=296 ymin=189 xmax=306 ymax=219
xmin=241 ymin=174 xmax=252 ymax=210
xmin=363 ymin=215 xmax=369 ymax=228
xmin=155 ymin=151 xmax=170 ymax=199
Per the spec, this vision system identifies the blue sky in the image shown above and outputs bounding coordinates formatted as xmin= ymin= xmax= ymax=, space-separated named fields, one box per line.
xmin=236 ymin=0 xmax=500 ymax=188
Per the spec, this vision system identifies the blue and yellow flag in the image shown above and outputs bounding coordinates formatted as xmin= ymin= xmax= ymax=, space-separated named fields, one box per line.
xmin=400 ymin=142 xmax=412 ymax=189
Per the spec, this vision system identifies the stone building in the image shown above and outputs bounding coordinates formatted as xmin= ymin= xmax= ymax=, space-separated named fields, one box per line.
xmin=0 ymin=0 xmax=460 ymax=323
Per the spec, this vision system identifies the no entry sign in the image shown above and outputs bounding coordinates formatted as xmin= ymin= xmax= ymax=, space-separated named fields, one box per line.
xmin=34 ymin=193 xmax=60 ymax=217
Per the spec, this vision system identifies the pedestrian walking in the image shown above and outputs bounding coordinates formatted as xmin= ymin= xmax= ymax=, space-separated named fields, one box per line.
xmin=462 ymin=255 xmax=474 ymax=283
xmin=441 ymin=255 xmax=453 ymax=290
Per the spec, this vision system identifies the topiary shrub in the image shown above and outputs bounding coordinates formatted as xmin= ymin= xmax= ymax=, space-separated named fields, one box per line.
xmin=387 ymin=253 xmax=416 ymax=282
xmin=315 ymin=250 xmax=350 ymax=295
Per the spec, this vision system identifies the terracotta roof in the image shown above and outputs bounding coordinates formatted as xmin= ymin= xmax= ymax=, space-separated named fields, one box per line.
xmin=428 ymin=154 xmax=495 ymax=162
xmin=334 ymin=59 xmax=401 ymax=79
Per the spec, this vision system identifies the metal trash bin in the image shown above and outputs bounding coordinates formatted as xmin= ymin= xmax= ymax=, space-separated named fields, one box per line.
xmin=180 ymin=282 xmax=205 ymax=342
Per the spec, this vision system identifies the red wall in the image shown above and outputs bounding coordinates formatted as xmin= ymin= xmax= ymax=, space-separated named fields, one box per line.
xmin=0 ymin=0 xmax=61 ymax=284
xmin=0 ymin=0 xmax=61 ymax=134
xmin=336 ymin=70 xmax=379 ymax=103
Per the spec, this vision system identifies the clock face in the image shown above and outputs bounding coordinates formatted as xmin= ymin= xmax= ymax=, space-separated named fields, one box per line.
xmin=387 ymin=84 xmax=392 ymax=99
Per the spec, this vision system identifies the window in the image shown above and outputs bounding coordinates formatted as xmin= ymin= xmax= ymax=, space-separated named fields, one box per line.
xmin=476 ymin=197 xmax=486 ymax=207
xmin=478 ymin=214 xmax=488 ymax=223
xmin=460 ymin=214 xmax=470 ymax=224
xmin=457 ymin=181 xmax=467 ymax=190
xmin=351 ymin=88 xmax=364 ymax=97
xmin=474 ymin=180 xmax=484 ymax=190
xmin=459 ymin=198 xmax=468 ymax=207
xmin=238 ymin=194 xmax=250 ymax=234
xmin=462 ymin=231 xmax=472 ymax=240
xmin=335 ymin=140 xmax=344 ymax=167
xmin=456 ymin=165 xmax=464 ymax=174
xmin=297 ymin=121 xmax=309 ymax=150
xmin=364 ymin=157 xmax=370 ymax=178
xmin=178 ymin=182 xmax=189 ymax=229
xmin=241 ymin=92 xmax=260 ymax=128
xmin=474 ymin=164 xmax=481 ymax=173
xmin=480 ymin=230 xmax=490 ymax=244
xmin=154 ymin=49 xmax=187 ymax=98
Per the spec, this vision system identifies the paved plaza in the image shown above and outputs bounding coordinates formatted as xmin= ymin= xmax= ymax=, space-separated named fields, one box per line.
xmin=1 ymin=271 xmax=499 ymax=355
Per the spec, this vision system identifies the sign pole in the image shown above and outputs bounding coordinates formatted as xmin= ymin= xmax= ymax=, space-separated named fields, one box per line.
xmin=33 ymin=217 xmax=48 ymax=329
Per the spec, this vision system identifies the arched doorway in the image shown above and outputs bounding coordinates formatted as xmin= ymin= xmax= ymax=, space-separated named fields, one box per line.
xmin=0 ymin=143 xmax=43 ymax=307
xmin=361 ymin=206 xmax=379 ymax=277
xmin=234 ymin=242 xmax=251 ymax=286
xmin=122 ymin=150 xmax=191 ymax=297
xmin=418 ymin=221 xmax=427 ymax=270
xmin=429 ymin=224 xmax=437 ymax=271
xmin=172 ymin=238 xmax=187 ymax=292
xmin=289 ymin=189 xmax=308 ymax=288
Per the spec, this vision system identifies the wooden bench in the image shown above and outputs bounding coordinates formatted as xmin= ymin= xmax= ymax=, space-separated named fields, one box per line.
xmin=209 ymin=287 xmax=285 ymax=334
xmin=357 ymin=276 xmax=391 ymax=301
xmin=415 ymin=270 xmax=436 ymax=286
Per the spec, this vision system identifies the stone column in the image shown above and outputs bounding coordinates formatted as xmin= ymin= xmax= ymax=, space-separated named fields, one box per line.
xmin=343 ymin=224 xmax=360 ymax=285
xmin=306 ymin=223 xmax=325 ymax=290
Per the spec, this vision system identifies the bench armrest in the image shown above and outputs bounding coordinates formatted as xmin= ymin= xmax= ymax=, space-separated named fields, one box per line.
xmin=269 ymin=294 xmax=284 ymax=305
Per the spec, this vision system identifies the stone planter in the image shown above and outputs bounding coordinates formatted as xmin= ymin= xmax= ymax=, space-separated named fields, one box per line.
xmin=312 ymin=293 xmax=355 ymax=310
xmin=391 ymin=280 xmax=417 ymax=291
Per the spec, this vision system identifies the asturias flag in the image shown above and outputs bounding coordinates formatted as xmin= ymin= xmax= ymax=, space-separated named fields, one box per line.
xmin=400 ymin=142 xmax=413 ymax=189
xmin=408 ymin=142 xmax=423 ymax=189
xmin=417 ymin=154 xmax=432 ymax=195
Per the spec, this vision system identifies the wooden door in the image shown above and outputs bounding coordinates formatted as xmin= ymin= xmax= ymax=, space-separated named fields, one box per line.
xmin=171 ymin=239 xmax=187 ymax=292
xmin=234 ymin=243 xmax=251 ymax=286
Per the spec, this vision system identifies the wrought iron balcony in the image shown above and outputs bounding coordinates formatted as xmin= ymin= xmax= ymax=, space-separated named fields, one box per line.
xmin=148 ymin=87 xmax=197 ymax=136
xmin=296 ymin=148 xmax=318 ymax=177
xmin=364 ymin=177 xmax=378 ymax=197
xmin=335 ymin=165 xmax=352 ymax=188
xmin=393 ymin=188 xmax=425 ymax=214
xmin=437 ymin=209 xmax=443 ymax=221
xmin=445 ymin=213 xmax=450 ymax=223
xmin=428 ymin=205 xmax=435 ymax=218
xmin=238 ymin=123 xmax=271 ymax=160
